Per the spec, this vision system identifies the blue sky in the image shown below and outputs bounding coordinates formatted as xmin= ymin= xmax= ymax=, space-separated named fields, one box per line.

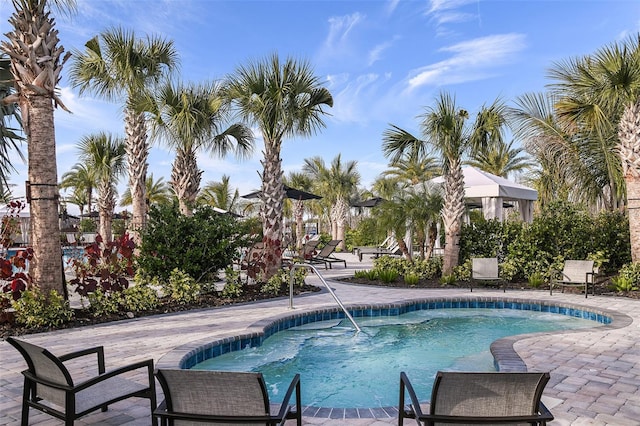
xmin=2 ymin=0 xmax=640 ymax=213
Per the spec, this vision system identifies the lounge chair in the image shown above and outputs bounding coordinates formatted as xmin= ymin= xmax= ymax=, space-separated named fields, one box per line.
xmin=399 ymin=371 xmax=553 ymax=425
xmin=550 ymin=259 xmax=595 ymax=298
xmin=471 ymin=257 xmax=505 ymax=292
xmin=357 ymin=239 xmax=402 ymax=262
xmin=352 ymin=236 xmax=392 ymax=257
xmin=308 ymin=239 xmax=346 ymax=269
xmin=154 ymin=369 xmax=301 ymax=425
xmin=7 ymin=337 xmax=157 ymax=426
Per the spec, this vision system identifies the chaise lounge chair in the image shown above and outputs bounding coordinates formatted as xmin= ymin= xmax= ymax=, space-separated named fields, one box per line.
xmin=549 ymin=259 xmax=595 ymax=298
xmin=7 ymin=337 xmax=157 ymax=426
xmin=308 ymin=239 xmax=347 ymax=269
xmin=356 ymin=238 xmax=402 ymax=262
xmin=471 ymin=257 xmax=505 ymax=292
xmin=399 ymin=371 xmax=553 ymax=425
xmin=154 ymin=369 xmax=301 ymax=425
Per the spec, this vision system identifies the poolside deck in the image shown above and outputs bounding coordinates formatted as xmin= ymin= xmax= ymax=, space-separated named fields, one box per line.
xmin=1 ymin=252 xmax=639 ymax=425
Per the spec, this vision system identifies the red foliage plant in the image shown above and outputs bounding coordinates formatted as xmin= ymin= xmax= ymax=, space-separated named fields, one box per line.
xmin=69 ymin=233 xmax=136 ymax=297
xmin=0 ymin=200 xmax=33 ymax=305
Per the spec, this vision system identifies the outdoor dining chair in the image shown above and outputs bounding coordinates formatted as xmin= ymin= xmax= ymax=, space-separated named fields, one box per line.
xmin=154 ymin=369 xmax=301 ymax=425
xmin=7 ymin=337 xmax=157 ymax=426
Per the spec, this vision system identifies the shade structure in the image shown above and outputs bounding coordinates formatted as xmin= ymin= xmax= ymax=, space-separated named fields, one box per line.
xmin=242 ymin=185 xmax=322 ymax=201
xmin=351 ymin=197 xmax=385 ymax=208
xmin=431 ymin=166 xmax=538 ymax=222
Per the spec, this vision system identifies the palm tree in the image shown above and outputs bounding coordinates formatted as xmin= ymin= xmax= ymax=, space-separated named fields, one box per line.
xmin=546 ymin=35 xmax=640 ymax=259
xmin=0 ymin=55 xmax=25 ymax=189
xmin=68 ymin=26 xmax=178 ymax=240
xmin=60 ymin=163 xmax=96 ymax=215
xmin=383 ymin=93 xmax=508 ymax=274
xmin=1 ymin=0 xmax=76 ymax=294
xmin=466 ymin=139 xmax=534 ymax=178
xmin=197 ymin=175 xmax=240 ymax=213
xmin=303 ymin=154 xmax=360 ymax=250
xmin=120 ymin=174 xmax=172 ymax=208
xmin=381 ymin=154 xmax=441 ymax=185
xmin=285 ymin=171 xmax=315 ymax=250
xmin=226 ymin=54 xmax=333 ymax=277
xmin=145 ymin=80 xmax=253 ymax=216
xmin=77 ymin=132 xmax=126 ymax=242
xmin=63 ymin=187 xmax=88 ymax=217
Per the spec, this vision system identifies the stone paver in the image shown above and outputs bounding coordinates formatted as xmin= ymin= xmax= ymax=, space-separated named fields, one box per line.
xmin=2 ymin=253 xmax=640 ymax=425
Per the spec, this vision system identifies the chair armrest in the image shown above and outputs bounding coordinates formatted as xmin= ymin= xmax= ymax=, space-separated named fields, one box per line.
xmin=73 ymin=358 xmax=155 ymax=392
xmin=538 ymin=401 xmax=555 ymax=422
xmin=277 ymin=373 xmax=301 ymax=420
xmin=400 ymin=372 xmax=425 ymax=420
xmin=59 ymin=346 xmax=106 ymax=374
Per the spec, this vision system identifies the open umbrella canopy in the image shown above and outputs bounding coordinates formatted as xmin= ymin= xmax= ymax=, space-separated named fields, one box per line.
xmin=242 ymin=185 xmax=322 ymax=201
xmin=351 ymin=197 xmax=385 ymax=208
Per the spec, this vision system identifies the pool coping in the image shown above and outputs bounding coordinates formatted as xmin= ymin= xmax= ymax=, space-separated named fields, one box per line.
xmin=156 ymin=294 xmax=632 ymax=420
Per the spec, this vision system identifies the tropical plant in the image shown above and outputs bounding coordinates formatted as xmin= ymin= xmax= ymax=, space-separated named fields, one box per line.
xmin=197 ymin=175 xmax=241 ymax=213
xmin=68 ymin=26 xmax=178 ymax=241
xmin=60 ymin=163 xmax=96 ymax=217
xmin=120 ymin=173 xmax=172 ymax=208
xmin=12 ymin=288 xmax=73 ymax=328
xmin=466 ymin=139 xmax=534 ymax=178
xmin=383 ymin=93 xmax=508 ymax=274
xmin=226 ymin=53 xmax=333 ymax=279
xmin=0 ymin=54 xmax=24 ymax=188
xmin=547 ymin=35 xmax=640 ymax=260
xmin=1 ymin=0 xmax=76 ymax=294
xmin=145 ymin=80 xmax=253 ymax=216
xmin=77 ymin=132 xmax=126 ymax=242
xmin=303 ymin=154 xmax=359 ymax=250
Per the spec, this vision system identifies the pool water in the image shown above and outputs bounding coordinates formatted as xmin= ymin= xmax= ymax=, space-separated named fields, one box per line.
xmin=193 ymin=308 xmax=598 ymax=408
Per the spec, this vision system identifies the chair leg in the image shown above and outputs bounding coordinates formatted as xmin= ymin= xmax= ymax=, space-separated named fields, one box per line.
xmin=20 ymin=382 xmax=30 ymax=426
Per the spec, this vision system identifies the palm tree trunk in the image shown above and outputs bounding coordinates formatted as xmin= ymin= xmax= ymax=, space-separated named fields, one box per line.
xmin=171 ymin=146 xmax=201 ymax=217
xmin=261 ymin=141 xmax=284 ymax=279
xmin=125 ymin=108 xmax=148 ymax=241
xmin=626 ymin=176 xmax=640 ymax=263
xmin=442 ymin=158 xmax=466 ymax=275
xmin=98 ymin=181 xmax=115 ymax=242
xmin=24 ymin=95 xmax=64 ymax=293
xmin=618 ymin=101 xmax=640 ymax=262
xmin=334 ymin=198 xmax=348 ymax=250
xmin=294 ymin=199 xmax=304 ymax=250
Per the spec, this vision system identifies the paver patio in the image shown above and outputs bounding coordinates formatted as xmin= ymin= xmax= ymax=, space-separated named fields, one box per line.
xmin=1 ymin=252 xmax=639 ymax=425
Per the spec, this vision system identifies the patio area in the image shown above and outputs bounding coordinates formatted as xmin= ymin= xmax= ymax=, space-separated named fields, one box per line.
xmin=1 ymin=252 xmax=639 ymax=425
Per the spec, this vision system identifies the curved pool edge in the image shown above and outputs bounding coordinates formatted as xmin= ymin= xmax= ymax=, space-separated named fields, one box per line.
xmin=156 ymin=295 xmax=631 ymax=419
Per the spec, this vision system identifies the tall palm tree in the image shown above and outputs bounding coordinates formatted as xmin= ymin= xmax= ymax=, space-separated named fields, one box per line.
xmin=226 ymin=54 xmax=333 ymax=278
xmin=381 ymin=154 xmax=441 ymax=185
xmin=60 ymin=163 xmax=96 ymax=215
xmin=1 ymin=0 xmax=75 ymax=294
xmin=77 ymin=132 xmax=126 ymax=242
xmin=303 ymin=154 xmax=360 ymax=250
xmin=63 ymin=187 xmax=88 ymax=217
xmin=68 ymin=26 xmax=178 ymax=240
xmin=197 ymin=175 xmax=240 ymax=213
xmin=145 ymin=80 xmax=253 ymax=216
xmin=119 ymin=174 xmax=172 ymax=208
xmin=547 ymin=35 xmax=640 ymax=259
xmin=383 ymin=93 xmax=508 ymax=274
xmin=466 ymin=139 xmax=534 ymax=178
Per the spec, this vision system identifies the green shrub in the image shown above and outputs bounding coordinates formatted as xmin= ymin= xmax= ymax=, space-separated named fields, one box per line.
xmin=345 ymin=218 xmax=386 ymax=253
xmin=12 ymin=289 xmax=73 ymax=328
xmin=373 ymin=256 xmax=406 ymax=275
xmin=138 ymin=203 xmax=254 ymax=283
xmin=88 ymin=288 xmax=121 ymax=317
xmin=221 ymin=267 xmax=243 ymax=298
xmin=122 ymin=284 xmax=159 ymax=312
xmin=610 ymin=275 xmax=638 ymax=292
xmin=527 ymin=272 xmax=545 ymax=288
xmin=453 ymin=259 xmax=472 ymax=281
xmin=377 ymin=269 xmax=398 ymax=283
xmin=404 ymin=273 xmax=420 ymax=286
xmin=354 ymin=269 xmax=378 ymax=280
xmin=440 ymin=274 xmax=456 ymax=286
xmin=164 ymin=268 xmax=201 ymax=304
xmin=261 ymin=274 xmax=284 ymax=295
xmin=612 ymin=262 xmax=640 ymax=292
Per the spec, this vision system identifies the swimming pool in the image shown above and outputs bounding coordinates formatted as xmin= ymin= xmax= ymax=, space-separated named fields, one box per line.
xmin=183 ymin=299 xmax=609 ymax=410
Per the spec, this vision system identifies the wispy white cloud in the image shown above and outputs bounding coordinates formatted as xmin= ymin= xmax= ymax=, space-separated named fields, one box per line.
xmin=425 ymin=0 xmax=478 ymax=35
xmin=367 ymin=35 xmax=400 ymax=66
xmin=404 ymin=33 xmax=526 ymax=92
xmin=328 ymin=73 xmax=391 ymax=124
xmin=317 ymin=12 xmax=365 ymax=62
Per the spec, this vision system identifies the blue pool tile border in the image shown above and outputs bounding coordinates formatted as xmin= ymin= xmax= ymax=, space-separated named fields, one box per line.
xmin=157 ymin=296 xmax=629 ymax=418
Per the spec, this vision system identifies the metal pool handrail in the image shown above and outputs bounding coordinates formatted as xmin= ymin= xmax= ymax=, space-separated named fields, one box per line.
xmin=289 ymin=263 xmax=361 ymax=333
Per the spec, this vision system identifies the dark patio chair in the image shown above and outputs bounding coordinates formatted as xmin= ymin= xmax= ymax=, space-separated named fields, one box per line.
xmin=7 ymin=337 xmax=157 ymax=426
xmin=399 ymin=371 xmax=553 ymax=425
xmin=154 ymin=369 xmax=301 ymax=425
xmin=308 ymin=239 xmax=346 ymax=269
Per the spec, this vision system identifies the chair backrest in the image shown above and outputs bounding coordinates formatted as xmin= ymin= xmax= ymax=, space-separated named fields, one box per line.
xmin=301 ymin=238 xmax=321 ymax=258
xmin=7 ymin=337 xmax=73 ymax=406
xmin=316 ymin=240 xmax=340 ymax=257
xmin=472 ymin=258 xmax=499 ymax=279
xmin=430 ymin=371 xmax=550 ymax=419
xmin=156 ymin=369 xmax=270 ymax=425
xmin=66 ymin=233 xmax=77 ymax=244
xmin=562 ymin=260 xmax=594 ymax=283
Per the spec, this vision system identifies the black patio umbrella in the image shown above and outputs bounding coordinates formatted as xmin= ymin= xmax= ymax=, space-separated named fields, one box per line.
xmin=242 ymin=185 xmax=322 ymax=201
xmin=351 ymin=197 xmax=385 ymax=208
